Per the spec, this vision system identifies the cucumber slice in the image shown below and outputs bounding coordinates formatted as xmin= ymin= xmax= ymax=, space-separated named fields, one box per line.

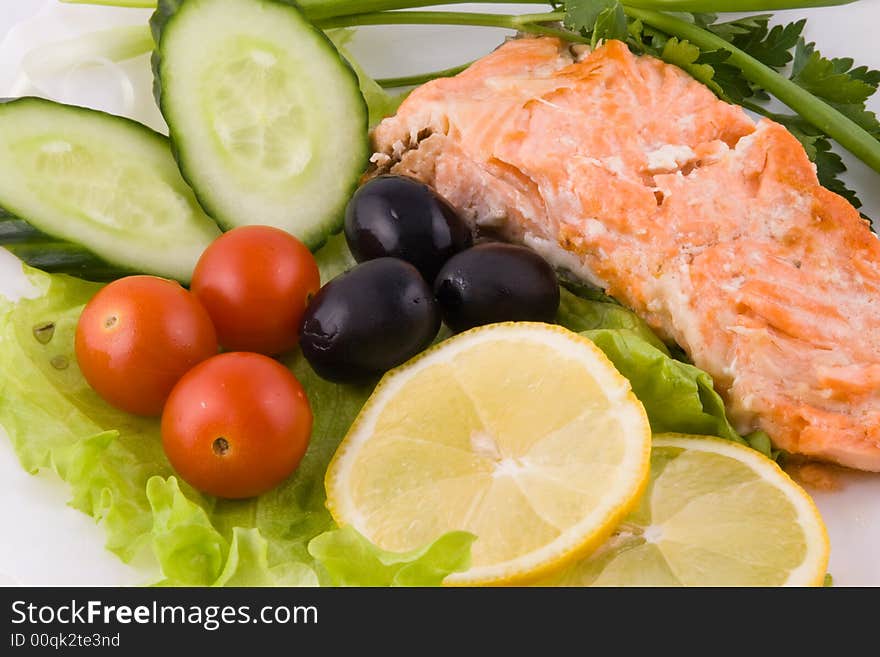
xmin=0 ymin=98 xmax=220 ymax=283
xmin=152 ymin=0 xmax=369 ymax=249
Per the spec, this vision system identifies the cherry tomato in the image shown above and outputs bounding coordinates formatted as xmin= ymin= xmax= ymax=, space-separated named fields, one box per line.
xmin=161 ymin=352 xmax=312 ymax=499
xmin=75 ymin=275 xmax=218 ymax=416
xmin=190 ymin=226 xmax=321 ymax=355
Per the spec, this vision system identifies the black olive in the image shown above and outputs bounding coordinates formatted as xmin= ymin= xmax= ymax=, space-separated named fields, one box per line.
xmin=344 ymin=175 xmax=473 ymax=281
xmin=434 ymin=243 xmax=560 ymax=333
xmin=299 ymin=258 xmax=441 ymax=383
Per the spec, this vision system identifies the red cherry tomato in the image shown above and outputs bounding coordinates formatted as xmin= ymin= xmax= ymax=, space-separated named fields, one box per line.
xmin=161 ymin=352 xmax=312 ymax=499
xmin=75 ymin=275 xmax=218 ymax=416
xmin=190 ymin=226 xmax=321 ymax=355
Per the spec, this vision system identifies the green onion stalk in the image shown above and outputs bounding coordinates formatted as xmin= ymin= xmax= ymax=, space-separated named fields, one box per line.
xmin=58 ymin=0 xmax=879 ymax=175
xmin=60 ymin=0 xmax=860 ymax=12
xmin=315 ymin=10 xmax=585 ymax=42
xmin=376 ymin=63 xmax=471 ymax=89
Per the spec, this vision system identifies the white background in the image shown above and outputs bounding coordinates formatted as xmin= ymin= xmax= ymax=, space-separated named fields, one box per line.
xmin=0 ymin=1 xmax=879 ymax=586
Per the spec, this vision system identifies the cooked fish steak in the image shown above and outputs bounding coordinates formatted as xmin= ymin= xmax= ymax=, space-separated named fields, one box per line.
xmin=370 ymin=37 xmax=880 ymax=471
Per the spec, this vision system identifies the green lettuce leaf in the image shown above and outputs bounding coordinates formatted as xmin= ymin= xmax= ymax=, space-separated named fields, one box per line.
xmin=557 ymin=287 xmax=668 ymax=353
xmin=0 ymin=233 xmax=776 ymax=586
xmin=0 ymin=272 xmax=175 ymax=561
xmin=584 ymin=328 xmax=743 ymax=443
xmin=309 ymin=527 xmax=475 ymax=587
xmin=0 ymin=238 xmax=471 ymax=586
xmin=557 ymin=288 xmax=775 ymax=459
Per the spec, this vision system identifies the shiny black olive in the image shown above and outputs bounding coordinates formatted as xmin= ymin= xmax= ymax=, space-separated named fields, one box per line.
xmin=299 ymin=258 xmax=441 ymax=383
xmin=433 ymin=243 xmax=560 ymax=333
xmin=344 ymin=175 xmax=473 ymax=281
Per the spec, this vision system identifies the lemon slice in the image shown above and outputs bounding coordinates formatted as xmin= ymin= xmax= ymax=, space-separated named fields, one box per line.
xmin=325 ymin=322 xmax=652 ymax=585
xmin=539 ymin=434 xmax=830 ymax=587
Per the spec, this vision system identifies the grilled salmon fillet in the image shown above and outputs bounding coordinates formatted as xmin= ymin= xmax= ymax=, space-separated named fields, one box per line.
xmin=369 ymin=37 xmax=880 ymax=471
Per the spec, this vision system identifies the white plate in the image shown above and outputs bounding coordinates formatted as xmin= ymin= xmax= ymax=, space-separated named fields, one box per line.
xmin=0 ymin=0 xmax=878 ymax=586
